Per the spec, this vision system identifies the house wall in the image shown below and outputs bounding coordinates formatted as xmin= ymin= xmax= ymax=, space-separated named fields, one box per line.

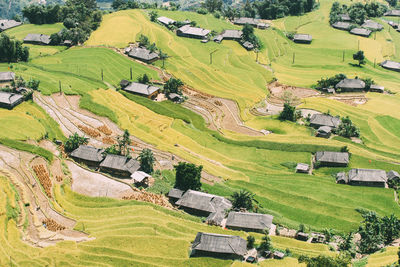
xmin=71 ymin=157 xmax=101 ymax=167
xmin=177 ymin=31 xmax=207 ymax=39
xmin=192 ymin=250 xmax=243 ymax=260
xmin=349 ymin=181 xmax=386 ymax=188
xmin=24 ymin=41 xmax=47 ymax=45
xmin=180 ymin=207 xmax=211 ymax=217
xmin=100 ymin=166 xmax=131 ymax=177
xmin=225 ymin=225 xmax=264 ymax=233
xmin=317 ymin=161 xmax=348 ymax=167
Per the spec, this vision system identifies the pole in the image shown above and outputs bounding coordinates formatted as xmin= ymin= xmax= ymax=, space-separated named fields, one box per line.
xmin=342 ymin=50 xmax=345 ymax=62
xmin=130 ymin=67 xmax=132 ymax=80
xmin=256 ymin=50 xmax=259 ymax=62
xmin=162 ymin=58 xmax=165 ymax=68
xmin=292 ymin=52 xmax=295 ymax=64
xmin=59 ymin=80 xmax=61 ymax=95
xmin=210 ymin=53 xmax=212 ymax=64
xmin=101 ymin=69 xmax=103 ymax=81
xmin=374 ymin=58 xmax=376 ymax=68
xmin=374 ymin=31 xmax=376 ymax=40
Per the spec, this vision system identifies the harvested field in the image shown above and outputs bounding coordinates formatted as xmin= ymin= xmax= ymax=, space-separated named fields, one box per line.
xmin=78 ymin=125 xmax=101 ymax=138
xmin=268 ymin=81 xmax=320 ymax=105
xmin=97 ymin=125 xmax=112 ymax=135
xmin=42 ymin=218 xmax=66 ymax=232
xmin=66 ymin=161 xmax=133 ymax=198
xmin=123 ymin=189 xmax=173 ymax=209
xmin=32 ymin=165 xmax=52 ymax=198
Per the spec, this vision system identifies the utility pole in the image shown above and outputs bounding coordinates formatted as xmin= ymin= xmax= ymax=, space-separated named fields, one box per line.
xmin=255 ymin=49 xmax=259 ymax=62
xmin=130 ymin=67 xmax=132 ymax=80
xmin=101 ymin=69 xmax=104 ymax=81
xmin=342 ymin=50 xmax=345 ymax=62
xmin=292 ymin=52 xmax=295 ymax=64
xmin=59 ymin=80 xmax=62 ymax=95
xmin=374 ymin=58 xmax=376 ymax=68
xmin=374 ymin=31 xmax=376 ymax=40
xmin=210 ymin=49 xmax=218 ymax=64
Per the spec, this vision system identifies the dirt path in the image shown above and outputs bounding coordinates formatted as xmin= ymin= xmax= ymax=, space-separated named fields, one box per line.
xmin=0 ymin=145 xmax=93 ymax=248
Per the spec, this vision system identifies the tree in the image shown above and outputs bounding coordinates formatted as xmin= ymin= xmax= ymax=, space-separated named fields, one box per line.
xmin=358 ymin=210 xmax=384 ymax=254
xmin=387 ymin=0 xmax=398 ymax=7
xmin=117 ymin=129 xmax=131 ymax=156
xmin=11 ymin=76 xmax=26 ymax=88
xmin=27 ymin=78 xmax=40 ymax=90
xmin=64 ymin=133 xmax=88 ymax=152
xmin=138 ymin=34 xmax=149 ymax=47
xmin=259 ymin=229 xmax=272 ymax=251
xmin=381 ymin=214 xmax=400 ymax=245
xmin=334 ymin=116 xmax=360 ymax=138
xmin=203 ymin=0 xmax=223 ymax=13
xmin=138 ymin=148 xmax=155 ymax=174
xmin=247 ymin=235 xmax=255 ymax=249
xmin=338 ymin=232 xmax=355 ymax=257
xmin=398 ymin=247 xmax=400 ymax=265
xmin=298 ymin=254 xmax=351 ymax=267
xmin=0 ymin=33 xmax=29 ymax=63
xmin=159 ymin=49 xmax=168 ymax=68
xmin=137 ymin=74 xmax=150 ymax=84
xmin=104 ymin=144 xmax=120 ymax=155
xmin=279 ymin=103 xmax=298 ymax=122
xmin=230 ymin=189 xmax=254 ymax=211
xmin=149 ymin=10 xmax=158 ymax=22
xmin=163 ymin=78 xmax=184 ymax=96
xmin=174 ymin=162 xmax=202 ymax=191
xmin=353 ymin=50 xmax=366 ymax=67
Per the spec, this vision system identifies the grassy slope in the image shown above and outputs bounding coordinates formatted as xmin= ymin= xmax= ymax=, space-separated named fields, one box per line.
xmin=0 ymin=177 xmax=334 ymax=266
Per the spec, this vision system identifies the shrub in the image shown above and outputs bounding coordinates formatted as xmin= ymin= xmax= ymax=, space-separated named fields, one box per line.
xmin=64 ymin=133 xmax=88 ymax=152
xmin=247 ymin=235 xmax=255 ymax=249
xmin=230 ymin=189 xmax=255 ymax=211
xmin=174 ymin=162 xmax=202 ymax=191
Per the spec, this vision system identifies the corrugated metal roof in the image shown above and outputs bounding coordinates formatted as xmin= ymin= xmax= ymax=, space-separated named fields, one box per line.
xmin=350 ymin=28 xmax=371 ymax=37
xmin=310 ymin=114 xmax=340 ymax=128
xmin=157 ymin=16 xmax=175 ymax=25
xmin=178 ymin=25 xmax=210 ymax=37
xmin=128 ymin=47 xmax=159 ymax=61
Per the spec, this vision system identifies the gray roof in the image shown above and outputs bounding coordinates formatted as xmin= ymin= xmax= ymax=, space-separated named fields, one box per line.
xmin=131 ymin=171 xmax=150 ymax=183
xmin=213 ymin=35 xmax=223 ymax=42
xmin=381 ymin=60 xmax=400 ymax=70
xmin=226 ymin=211 xmax=273 ymax=231
xmin=332 ymin=21 xmax=351 ymax=30
xmin=336 ymin=79 xmax=365 ymax=89
xmin=168 ymin=188 xmax=184 ymax=199
xmin=388 ymin=170 xmax=400 ymax=180
xmin=294 ymin=34 xmax=312 ymax=42
xmin=350 ymin=28 xmax=371 ymax=37
xmin=336 ymin=172 xmax=348 ymax=183
xmin=0 ymin=91 xmax=23 ymax=106
xmin=0 ymin=20 xmax=22 ymax=31
xmin=70 ymin=145 xmax=105 ymax=162
xmin=242 ymin=41 xmax=254 ymax=50
xmin=100 ymin=154 xmax=140 ymax=174
xmin=157 ymin=16 xmax=175 ymax=25
xmin=128 ymin=47 xmax=159 ymax=61
xmin=176 ymin=190 xmax=232 ymax=213
xmin=385 ymin=10 xmax=400 ymax=17
xmin=296 ymin=163 xmax=310 ymax=172
xmin=318 ymin=126 xmax=333 ymax=134
xmin=178 ymin=25 xmax=210 ymax=37
xmin=206 ymin=211 xmax=226 ymax=226
xmin=233 ymin=17 xmax=260 ymax=26
xmin=310 ymin=114 xmax=341 ymax=128
xmin=23 ymin=34 xmax=51 ymax=45
xmin=0 ymin=72 xmax=15 ymax=82
xmin=192 ymin=232 xmax=247 ymax=256
xmin=361 ymin=20 xmax=383 ymax=30
xmin=168 ymin=93 xmax=183 ymax=100
xmin=370 ymin=84 xmax=384 ymax=92
xmin=222 ymin=29 xmax=242 ymax=39
xmin=340 ymin=14 xmax=351 ymax=21
xmin=123 ymin=82 xmax=160 ymax=96
xmin=348 ymin=168 xmax=387 ymax=183
xmin=315 ymin=151 xmax=349 ymax=165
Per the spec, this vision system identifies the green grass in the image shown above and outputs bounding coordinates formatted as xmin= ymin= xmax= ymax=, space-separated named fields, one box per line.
xmin=0 ymin=138 xmax=53 ymax=162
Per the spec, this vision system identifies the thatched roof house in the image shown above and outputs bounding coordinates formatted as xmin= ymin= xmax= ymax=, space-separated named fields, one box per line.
xmin=0 ymin=91 xmax=24 ymax=109
xmin=167 ymin=188 xmax=184 ymax=201
xmin=293 ymin=34 xmax=312 ymax=44
xmin=177 ymin=25 xmax=210 ymax=39
xmin=315 ymin=151 xmax=349 ymax=167
xmin=191 ymin=232 xmax=247 ymax=260
xmin=361 ymin=20 xmax=383 ymax=31
xmin=70 ymin=145 xmax=105 ymax=166
xmin=339 ymin=14 xmax=351 ymax=22
xmin=23 ymin=34 xmax=51 ymax=45
xmin=128 ymin=47 xmax=159 ymax=63
xmin=175 ymin=190 xmax=232 ymax=217
xmin=309 ymin=114 xmax=340 ymax=129
xmin=350 ymin=28 xmax=371 ymax=37
xmin=370 ymin=85 xmax=384 ymax=93
xmin=157 ymin=16 xmax=175 ymax=26
xmin=348 ymin=168 xmax=388 ymax=187
xmin=331 ymin=21 xmax=351 ymax=31
xmin=214 ymin=30 xmax=243 ymax=43
xmin=296 ymin=163 xmax=310 ymax=173
xmin=335 ymin=78 xmax=365 ymax=91
xmin=316 ymin=126 xmax=333 ymax=138
xmin=380 ymin=60 xmax=400 ymax=72
xmin=0 ymin=20 xmax=22 ymax=32
xmin=242 ymin=41 xmax=254 ymax=50
xmin=233 ymin=17 xmax=259 ymax=26
xmin=225 ymin=212 xmax=273 ymax=233
xmin=100 ymin=154 xmax=140 ymax=177
xmin=0 ymin=72 xmax=15 ymax=83
xmin=385 ymin=10 xmax=400 ymax=17
xmin=336 ymin=172 xmax=348 ymax=184
xmin=131 ymin=171 xmax=151 ymax=186
xmin=122 ymin=82 xmax=160 ymax=99
xmin=387 ymin=170 xmax=400 ymax=181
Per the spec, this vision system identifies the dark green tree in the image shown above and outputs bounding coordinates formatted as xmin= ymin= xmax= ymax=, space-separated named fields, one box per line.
xmin=381 ymin=214 xmax=400 ymax=245
xmin=174 ymin=162 xmax=202 ymax=191
xmin=138 ymin=148 xmax=155 ymax=174
xmin=279 ymin=103 xmax=297 ymax=122
xmin=65 ymin=133 xmax=89 ymax=152
xmin=104 ymin=144 xmax=120 ymax=155
xmin=334 ymin=116 xmax=360 ymax=138
xmin=230 ymin=189 xmax=254 ymax=211
xmin=117 ymin=129 xmax=131 ymax=156
xmin=259 ymin=229 xmax=272 ymax=251
xmin=27 ymin=78 xmax=40 ymax=90
xmin=138 ymin=34 xmax=149 ymax=47
xmin=149 ymin=10 xmax=158 ymax=22
xmin=247 ymin=235 xmax=255 ymax=249
xmin=353 ymin=50 xmax=366 ymax=67
xmin=298 ymin=254 xmax=351 ymax=267
xmin=163 ymin=78 xmax=184 ymax=96
xmin=203 ymin=0 xmax=223 ymax=13
xmin=137 ymin=74 xmax=150 ymax=84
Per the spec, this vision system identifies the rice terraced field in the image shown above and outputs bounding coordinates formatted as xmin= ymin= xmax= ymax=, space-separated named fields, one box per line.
xmin=0 ymin=0 xmax=400 ymax=265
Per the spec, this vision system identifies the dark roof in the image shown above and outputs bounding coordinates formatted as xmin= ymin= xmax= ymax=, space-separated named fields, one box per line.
xmin=100 ymin=154 xmax=140 ymax=174
xmin=168 ymin=188 xmax=184 ymax=199
xmin=123 ymin=82 xmax=160 ymax=96
xmin=176 ymin=190 xmax=232 ymax=213
xmin=350 ymin=28 xmax=371 ymax=37
xmin=348 ymin=168 xmax=387 ymax=183
xmin=315 ymin=151 xmax=349 ymax=165
xmin=387 ymin=170 xmax=400 ymax=180
xmin=318 ymin=126 xmax=333 ymax=134
xmin=233 ymin=17 xmax=259 ymax=26
xmin=23 ymin=34 xmax=51 ymax=45
xmin=0 ymin=91 xmax=24 ymax=106
xmin=120 ymin=79 xmax=130 ymax=88
xmin=157 ymin=16 xmax=175 ymax=25
xmin=310 ymin=114 xmax=341 ymax=128
xmin=381 ymin=60 xmax=400 ymax=70
xmin=168 ymin=93 xmax=183 ymax=101
xmin=128 ymin=47 xmax=159 ymax=61
xmin=70 ymin=145 xmax=105 ymax=162
xmin=339 ymin=14 xmax=351 ymax=21
xmin=332 ymin=21 xmax=351 ymax=30
xmin=385 ymin=10 xmax=400 ymax=17
xmin=206 ymin=211 xmax=226 ymax=226
xmin=0 ymin=20 xmax=22 ymax=31
xmin=226 ymin=211 xmax=273 ymax=231
xmin=192 ymin=232 xmax=247 ymax=256
xmin=361 ymin=20 xmax=383 ymax=30
xmin=335 ymin=79 xmax=365 ymax=89
xmin=242 ymin=41 xmax=254 ymax=50
xmin=178 ymin=25 xmax=210 ymax=37
xmin=213 ymin=35 xmax=223 ymax=42
xmin=336 ymin=172 xmax=348 ymax=183
xmin=293 ymin=34 xmax=312 ymax=42
xmin=0 ymin=71 xmax=15 ymax=82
